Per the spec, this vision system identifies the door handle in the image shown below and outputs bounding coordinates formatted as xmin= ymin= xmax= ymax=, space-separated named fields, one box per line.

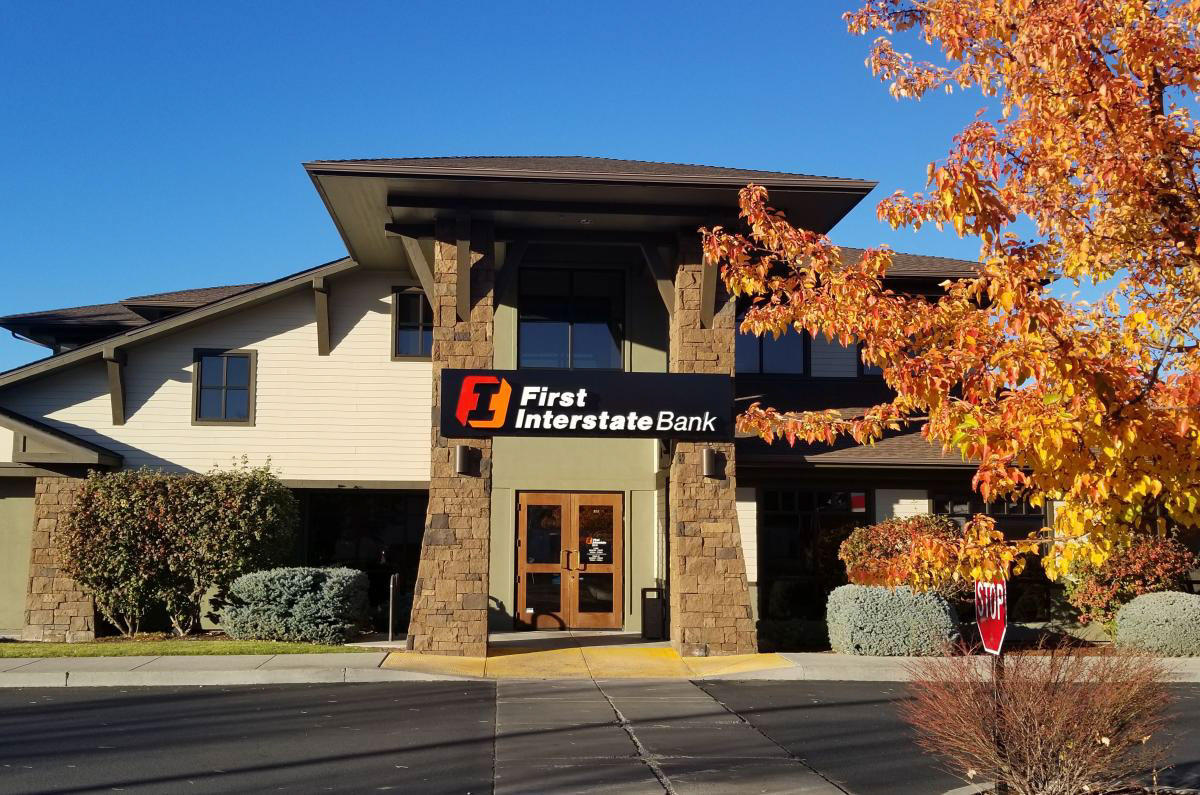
xmin=562 ymin=549 xmax=572 ymax=571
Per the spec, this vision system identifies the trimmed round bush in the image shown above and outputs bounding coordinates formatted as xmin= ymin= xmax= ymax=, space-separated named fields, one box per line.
xmin=222 ymin=567 xmax=369 ymax=645
xmin=1116 ymin=591 xmax=1200 ymax=656
xmin=826 ymin=584 xmax=959 ymax=656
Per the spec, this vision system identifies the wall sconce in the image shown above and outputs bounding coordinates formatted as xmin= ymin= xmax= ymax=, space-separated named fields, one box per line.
xmin=455 ymin=444 xmax=472 ymax=475
xmin=702 ymin=447 xmax=719 ymax=479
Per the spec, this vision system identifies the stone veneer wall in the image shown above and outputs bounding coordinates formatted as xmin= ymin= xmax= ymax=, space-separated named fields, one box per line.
xmin=406 ymin=219 xmax=495 ymax=657
xmin=667 ymin=243 xmax=757 ymax=656
xmin=23 ymin=476 xmax=95 ymax=642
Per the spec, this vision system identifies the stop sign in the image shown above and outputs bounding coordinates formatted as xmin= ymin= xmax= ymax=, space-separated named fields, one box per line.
xmin=975 ymin=579 xmax=1007 ymax=655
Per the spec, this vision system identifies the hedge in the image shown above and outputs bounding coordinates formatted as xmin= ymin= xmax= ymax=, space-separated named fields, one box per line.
xmin=1115 ymin=591 xmax=1200 ymax=656
xmin=826 ymin=584 xmax=960 ymax=656
xmin=222 ymin=567 xmax=369 ymax=645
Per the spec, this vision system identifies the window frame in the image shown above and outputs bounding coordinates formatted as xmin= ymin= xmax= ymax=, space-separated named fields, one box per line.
xmin=191 ymin=348 xmax=257 ymax=427
xmin=391 ymin=286 xmax=434 ymax=361
xmin=516 ymin=266 xmax=626 ymax=371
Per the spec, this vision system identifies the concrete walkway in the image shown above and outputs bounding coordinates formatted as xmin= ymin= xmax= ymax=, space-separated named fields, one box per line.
xmin=0 ymin=652 xmax=456 ymax=687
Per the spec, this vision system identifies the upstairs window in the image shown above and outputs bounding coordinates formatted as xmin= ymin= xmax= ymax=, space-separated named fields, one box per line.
xmin=518 ymin=268 xmax=623 ymax=369
xmin=393 ymin=289 xmax=434 ymax=359
xmin=736 ymin=315 xmax=881 ymax=377
xmin=193 ymin=350 xmax=255 ymax=425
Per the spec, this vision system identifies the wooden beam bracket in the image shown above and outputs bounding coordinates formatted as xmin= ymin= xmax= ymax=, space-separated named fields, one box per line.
xmin=639 ymin=243 xmax=676 ymax=317
xmin=399 ymin=235 xmax=437 ymax=318
xmin=102 ymin=346 xmax=127 ymax=426
xmin=699 ymin=253 xmax=719 ymax=330
xmin=455 ymin=213 xmax=471 ymax=321
xmin=312 ymin=277 xmax=330 ymax=356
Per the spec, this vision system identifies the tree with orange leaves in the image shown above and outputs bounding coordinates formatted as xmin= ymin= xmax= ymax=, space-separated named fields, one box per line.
xmin=703 ymin=0 xmax=1200 ymax=587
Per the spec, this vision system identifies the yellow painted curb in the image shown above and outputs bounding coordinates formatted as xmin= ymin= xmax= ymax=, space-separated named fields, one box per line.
xmin=485 ymin=646 xmax=590 ymax=679
xmin=382 ymin=647 xmax=793 ymax=680
xmin=381 ymin=652 xmax=486 ymax=678
xmin=580 ymin=647 xmax=692 ymax=678
xmin=682 ymin=653 xmax=792 ymax=678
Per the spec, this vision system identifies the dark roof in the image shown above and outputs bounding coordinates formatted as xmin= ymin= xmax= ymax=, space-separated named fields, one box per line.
xmin=0 ymin=284 xmax=263 ymax=329
xmin=839 ymin=247 xmax=979 ymax=279
xmin=738 ymin=427 xmax=970 ymax=468
xmin=306 ymin=155 xmax=867 ymax=184
xmin=123 ymin=284 xmax=262 ymax=305
xmin=0 ymin=302 xmax=146 ymax=327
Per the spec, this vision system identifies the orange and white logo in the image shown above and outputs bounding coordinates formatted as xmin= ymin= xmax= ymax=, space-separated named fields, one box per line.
xmin=454 ymin=375 xmax=513 ymax=429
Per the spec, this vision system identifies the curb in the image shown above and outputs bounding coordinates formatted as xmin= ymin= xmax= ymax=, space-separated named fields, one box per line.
xmin=0 ymin=667 xmax=472 ymax=688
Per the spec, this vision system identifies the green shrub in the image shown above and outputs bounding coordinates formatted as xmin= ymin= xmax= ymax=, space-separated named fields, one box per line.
xmin=839 ymin=514 xmax=968 ymax=596
xmin=1065 ymin=534 xmax=1197 ymax=630
xmin=222 ymin=567 xmax=369 ymax=645
xmin=59 ymin=462 xmax=298 ymax=636
xmin=1115 ymin=591 xmax=1200 ymax=656
xmin=826 ymin=584 xmax=959 ymax=656
xmin=57 ymin=470 xmax=172 ymax=636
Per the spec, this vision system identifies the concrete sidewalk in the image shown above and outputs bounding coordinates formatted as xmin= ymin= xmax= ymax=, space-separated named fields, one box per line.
xmin=0 ymin=652 xmax=462 ymax=687
xmin=4 ymin=647 xmax=1199 ymax=687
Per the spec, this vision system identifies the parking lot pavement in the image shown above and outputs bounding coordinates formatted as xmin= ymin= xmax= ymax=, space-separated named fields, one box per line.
xmin=2 ymin=681 xmax=1196 ymax=794
xmin=0 ymin=682 xmax=496 ymax=794
xmin=702 ymin=681 xmax=1200 ymax=795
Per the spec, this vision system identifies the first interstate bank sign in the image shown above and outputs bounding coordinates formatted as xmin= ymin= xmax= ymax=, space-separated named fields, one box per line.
xmin=440 ymin=369 xmax=734 ymax=441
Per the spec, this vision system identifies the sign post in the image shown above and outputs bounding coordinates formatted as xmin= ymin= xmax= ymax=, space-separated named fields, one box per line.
xmin=975 ymin=578 xmax=1009 ymax=794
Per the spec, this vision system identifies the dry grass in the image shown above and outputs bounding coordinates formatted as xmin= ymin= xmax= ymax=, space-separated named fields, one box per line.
xmin=0 ymin=632 xmax=374 ymax=657
xmin=901 ymin=644 xmax=1172 ymax=795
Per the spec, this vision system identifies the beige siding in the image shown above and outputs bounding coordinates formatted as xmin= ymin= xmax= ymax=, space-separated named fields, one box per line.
xmin=736 ymin=486 xmax=757 ymax=583
xmin=0 ymin=271 xmax=432 ymax=483
xmin=0 ymin=427 xmax=13 ymax=464
xmin=810 ymin=336 xmax=858 ymax=378
xmin=874 ymin=489 xmax=931 ymax=523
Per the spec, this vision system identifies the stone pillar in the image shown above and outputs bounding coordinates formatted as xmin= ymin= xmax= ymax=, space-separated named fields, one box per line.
xmin=667 ymin=242 xmax=757 ymax=656
xmin=406 ymin=218 xmax=495 ymax=657
xmin=23 ymin=476 xmax=95 ymax=642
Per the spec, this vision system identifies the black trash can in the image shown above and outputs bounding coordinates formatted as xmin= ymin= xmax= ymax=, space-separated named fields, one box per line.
xmin=641 ymin=587 xmax=666 ymax=640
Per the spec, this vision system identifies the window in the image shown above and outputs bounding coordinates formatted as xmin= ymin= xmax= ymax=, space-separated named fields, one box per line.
xmin=932 ymin=491 xmax=1045 ymax=538
xmin=736 ymin=324 xmax=807 ymax=374
xmin=758 ymin=487 xmax=869 ymax=620
xmin=518 ymin=268 xmax=623 ymax=369
xmin=392 ymin=289 xmax=433 ymax=358
xmin=736 ymin=312 xmax=882 ymax=378
xmin=193 ymin=350 xmax=255 ymax=425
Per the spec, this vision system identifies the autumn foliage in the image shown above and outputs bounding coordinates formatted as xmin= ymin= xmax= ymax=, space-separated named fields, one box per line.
xmin=839 ymin=514 xmax=970 ymax=594
xmin=703 ymin=0 xmax=1200 ymax=585
xmin=1066 ymin=534 xmax=1197 ymax=627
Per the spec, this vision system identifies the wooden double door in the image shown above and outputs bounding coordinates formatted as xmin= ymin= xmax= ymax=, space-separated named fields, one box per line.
xmin=516 ymin=492 xmax=623 ymax=630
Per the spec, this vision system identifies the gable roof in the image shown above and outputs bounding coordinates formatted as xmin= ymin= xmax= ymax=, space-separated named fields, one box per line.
xmin=305 ymin=155 xmax=869 ymax=186
xmin=122 ymin=283 xmax=263 ymax=306
xmin=0 ymin=257 xmax=357 ymax=389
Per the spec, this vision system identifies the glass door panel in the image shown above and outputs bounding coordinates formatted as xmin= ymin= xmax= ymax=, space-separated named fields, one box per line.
xmin=517 ymin=494 xmax=570 ymax=629
xmin=516 ymin=492 xmax=623 ymax=630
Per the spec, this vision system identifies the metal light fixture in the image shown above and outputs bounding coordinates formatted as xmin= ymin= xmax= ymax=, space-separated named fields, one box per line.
xmin=702 ymin=447 xmax=719 ymax=479
xmin=455 ymin=444 xmax=471 ymax=475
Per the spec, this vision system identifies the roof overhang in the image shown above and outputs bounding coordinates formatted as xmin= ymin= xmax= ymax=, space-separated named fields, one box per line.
xmin=304 ymin=161 xmax=876 ymax=271
xmin=0 ymin=406 xmax=121 ymax=467
xmin=0 ymin=257 xmax=358 ymax=390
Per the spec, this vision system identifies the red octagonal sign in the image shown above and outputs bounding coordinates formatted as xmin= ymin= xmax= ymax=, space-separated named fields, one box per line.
xmin=975 ymin=579 xmax=1007 ymax=655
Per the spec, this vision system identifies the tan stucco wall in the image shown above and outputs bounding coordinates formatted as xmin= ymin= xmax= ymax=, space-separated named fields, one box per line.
xmin=0 ymin=478 xmax=35 ymax=634
xmin=489 ymin=436 xmax=661 ymax=632
xmin=0 ymin=270 xmax=433 ymax=483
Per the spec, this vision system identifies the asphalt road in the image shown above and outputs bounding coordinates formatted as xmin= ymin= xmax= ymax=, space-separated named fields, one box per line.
xmin=1 ymin=681 xmax=1197 ymax=794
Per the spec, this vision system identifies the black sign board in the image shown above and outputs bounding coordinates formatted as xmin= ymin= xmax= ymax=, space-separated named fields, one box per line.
xmin=440 ymin=369 xmax=733 ymax=440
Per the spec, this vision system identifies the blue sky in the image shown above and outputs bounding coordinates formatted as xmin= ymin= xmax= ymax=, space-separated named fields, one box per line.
xmin=0 ymin=1 xmax=989 ymax=372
